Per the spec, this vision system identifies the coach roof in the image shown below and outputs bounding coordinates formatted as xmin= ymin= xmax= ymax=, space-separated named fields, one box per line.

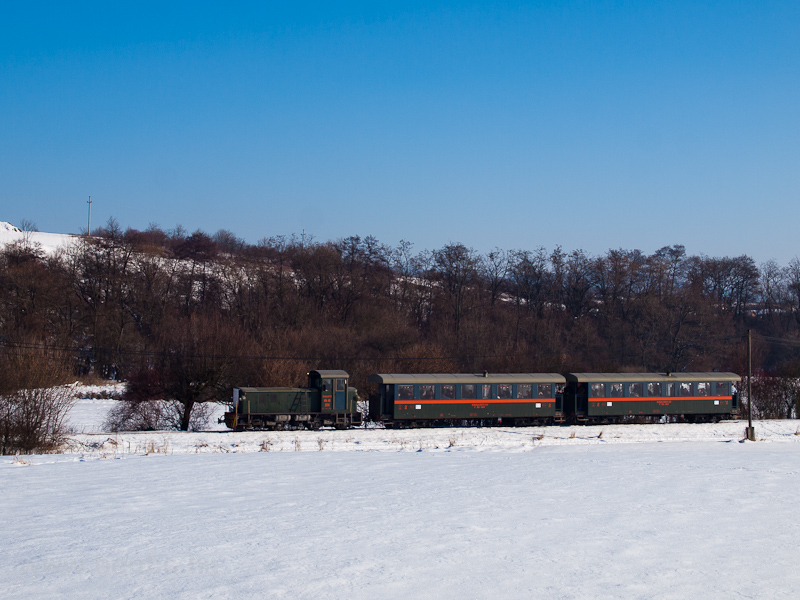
xmin=369 ymin=373 xmax=566 ymax=384
xmin=565 ymin=372 xmax=740 ymax=383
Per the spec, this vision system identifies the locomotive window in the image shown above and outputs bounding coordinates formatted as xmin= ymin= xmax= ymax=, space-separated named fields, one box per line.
xmin=716 ymin=382 xmax=730 ymax=396
xmin=498 ymin=384 xmax=512 ymax=399
xmin=322 ymin=379 xmax=332 ymax=393
xmin=420 ymin=384 xmax=435 ymax=400
xmin=591 ymin=383 xmax=605 ymax=398
xmin=665 ymin=382 xmax=675 ymax=396
xmin=647 ymin=382 xmax=662 ymax=396
xmin=696 ymin=382 xmax=709 ymax=396
xmin=336 ymin=379 xmax=346 ymax=392
xmin=680 ymin=382 xmax=693 ymax=396
xmin=538 ymin=384 xmax=553 ymax=398
xmin=629 ymin=383 xmax=643 ymax=397
xmin=462 ymin=384 xmax=477 ymax=399
xmin=482 ymin=385 xmax=492 ymax=400
xmin=398 ymin=385 xmax=413 ymax=400
xmin=517 ymin=384 xmax=532 ymax=398
xmin=609 ymin=383 xmax=624 ymax=397
xmin=441 ymin=384 xmax=455 ymax=400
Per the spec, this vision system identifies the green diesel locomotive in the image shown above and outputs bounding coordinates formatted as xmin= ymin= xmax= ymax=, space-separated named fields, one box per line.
xmin=224 ymin=370 xmax=362 ymax=431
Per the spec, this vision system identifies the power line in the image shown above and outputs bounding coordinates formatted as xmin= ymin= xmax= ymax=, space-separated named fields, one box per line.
xmin=0 ymin=332 xmax=780 ymax=365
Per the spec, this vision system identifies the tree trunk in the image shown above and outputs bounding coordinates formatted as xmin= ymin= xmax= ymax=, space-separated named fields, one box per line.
xmin=180 ymin=400 xmax=195 ymax=431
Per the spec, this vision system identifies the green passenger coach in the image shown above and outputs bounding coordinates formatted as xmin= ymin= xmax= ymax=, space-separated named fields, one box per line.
xmin=368 ymin=373 xmax=567 ymax=427
xmin=563 ymin=372 xmax=740 ymax=422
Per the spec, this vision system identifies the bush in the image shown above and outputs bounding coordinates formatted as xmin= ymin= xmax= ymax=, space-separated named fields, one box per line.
xmin=0 ymin=386 xmax=75 ymax=455
xmin=0 ymin=345 xmax=74 ymax=455
xmin=103 ymin=399 xmax=215 ymax=432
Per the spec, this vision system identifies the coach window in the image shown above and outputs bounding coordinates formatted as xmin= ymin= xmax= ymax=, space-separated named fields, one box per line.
xmin=609 ymin=383 xmax=624 ymax=398
xmin=498 ymin=384 xmax=512 ymax=399
xmin=517 ymin=384 xmax=532 ymax=399
xmin=538 ymin=384 xmax=553 ymax=398
xmin=716 ymin=382 xmax=730 ymax=396
xmin=398 ymin=385 xmax=413 ymax=400
xmin=697 ymin=382 xmax=710 ymax=396
xmin=648 ymin=382 xmax=662 ymax=397
xmin=482 ymin=384 xmax=492 ymax=400
xmin=462 ymin=384 xmax=477 ymax=399
xmin=420 ymin=384 xmax=435 ymax=400
xmin=665 ymin=382 xmax=675 ymax=396
xmin=629 ymin=383 xmax=643 ymax=397
xmin=591 ymin=383 xmax=605 ymax=398
xmin=441 ymin=384 xmax=455 ymax=400
xmin=680 ymin=382 xmax=693 ymax=396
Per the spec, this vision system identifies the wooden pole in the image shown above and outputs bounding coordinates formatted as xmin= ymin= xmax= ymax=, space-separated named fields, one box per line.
xmin=746 ymin=329 xmax=755 ymax=441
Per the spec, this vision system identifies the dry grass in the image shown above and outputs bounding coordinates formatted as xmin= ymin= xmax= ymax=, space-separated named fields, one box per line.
xmin=12 ymin=453 xmax=30 ymax=466
xmin=141 ymin=438 xmax=170 ymax=455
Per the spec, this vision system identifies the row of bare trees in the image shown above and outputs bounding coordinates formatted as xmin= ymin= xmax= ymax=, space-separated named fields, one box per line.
xmin=2 ymin=219 xmax=800 ymax=433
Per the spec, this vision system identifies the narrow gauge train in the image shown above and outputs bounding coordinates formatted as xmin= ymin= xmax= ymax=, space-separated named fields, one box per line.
xmin=225 ymin=370 xmax=740 ymax=430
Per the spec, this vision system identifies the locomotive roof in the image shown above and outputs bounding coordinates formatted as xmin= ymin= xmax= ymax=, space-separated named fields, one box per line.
xmin=308 ymin=370 xmax=350 ymax=378
xmin=237 ymin=387 xmax=309 ymax=392
xmin=565 ymin=372 xmax=740 ymax=383
xmin=369 ymin=373 xmax=566 ymax=384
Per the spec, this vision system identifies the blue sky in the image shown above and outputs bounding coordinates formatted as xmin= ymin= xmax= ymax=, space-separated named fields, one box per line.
xmin=1 ymin=1 xmax=798 ymax=263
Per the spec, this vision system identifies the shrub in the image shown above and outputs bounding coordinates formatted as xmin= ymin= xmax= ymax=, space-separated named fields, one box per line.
xmin=0 ymin=345 xmax=74 ymax=455
xmin=103 ymin=399 xmax=214 ymax=432
xmin=0 ymin=386 xmax=75 ymax=455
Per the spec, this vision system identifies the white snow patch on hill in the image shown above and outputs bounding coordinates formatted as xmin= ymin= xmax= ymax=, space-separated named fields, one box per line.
xmin=0 ymin=221 xmax=79 ymax=255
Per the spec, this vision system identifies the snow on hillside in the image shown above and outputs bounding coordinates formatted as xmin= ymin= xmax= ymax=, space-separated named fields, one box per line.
xmin=0 ymin=221 xmax=79 ymax=255
xmin=2 ymin=442 xmax=799 ymax=599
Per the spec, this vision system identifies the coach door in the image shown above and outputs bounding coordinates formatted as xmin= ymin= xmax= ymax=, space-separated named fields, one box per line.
xmin=321 ymin=378 xmax=333 ymax=411
xmin=334 ymin=378 xmax=347 ymax=410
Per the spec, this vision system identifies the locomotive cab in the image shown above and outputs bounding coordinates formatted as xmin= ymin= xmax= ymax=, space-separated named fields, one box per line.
xmin=308 ymin=370 xmax=349 ymax=412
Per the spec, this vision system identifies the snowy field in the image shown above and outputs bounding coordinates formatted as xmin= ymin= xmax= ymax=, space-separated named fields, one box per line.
xmin=3 ymin=393 xmax=800 ymax=599
xmin=3 ymin=443 xmax=800 ymax=599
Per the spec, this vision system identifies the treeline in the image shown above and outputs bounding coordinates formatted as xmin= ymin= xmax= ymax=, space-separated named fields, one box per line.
xmin=2 ymin=218 xmax=800 ymax=428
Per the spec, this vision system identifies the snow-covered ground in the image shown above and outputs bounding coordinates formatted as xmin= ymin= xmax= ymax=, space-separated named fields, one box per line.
xmin=3 ymin=441 xmax=799 ymax=599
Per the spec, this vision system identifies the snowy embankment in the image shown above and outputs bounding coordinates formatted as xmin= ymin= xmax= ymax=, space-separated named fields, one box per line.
xmin=63 ymin=418 xmax=800 ymax=456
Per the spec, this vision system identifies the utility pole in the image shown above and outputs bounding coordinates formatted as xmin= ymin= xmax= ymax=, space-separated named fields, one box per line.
xmin=746 ymin=329 xmax=755 ymax=441
xmin=87 ymin=196 xmax=92 ymax=236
